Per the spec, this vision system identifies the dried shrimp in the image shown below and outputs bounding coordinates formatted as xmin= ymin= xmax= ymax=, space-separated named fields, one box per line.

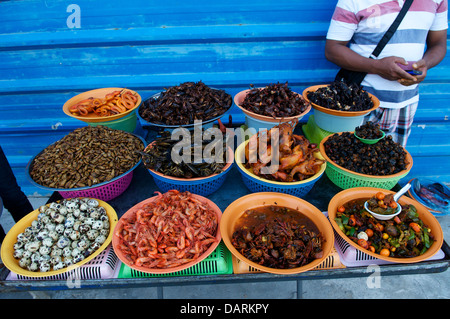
xmin=115 ymin=190 xmax=219 ymax=269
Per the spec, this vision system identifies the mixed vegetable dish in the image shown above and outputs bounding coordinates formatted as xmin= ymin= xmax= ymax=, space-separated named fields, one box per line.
xmin=335 ymin=197 xmax=434 ymax=258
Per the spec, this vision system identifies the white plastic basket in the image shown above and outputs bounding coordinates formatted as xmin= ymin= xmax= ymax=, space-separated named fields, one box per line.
xmin=331 ymin=222 xmax=445 ymax=267
xmin=6 ymin=244 xmax=120 ymax=281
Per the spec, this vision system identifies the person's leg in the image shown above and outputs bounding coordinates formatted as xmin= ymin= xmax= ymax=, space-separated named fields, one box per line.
xmin=364 ymin=102 xmax=418 ymax=147
xmin=0 ymin=225 xmax=5 ymax=244
xmin=0 ymin=146 xmax=33 ymax=224
xmin=394 ymin=102 xmax=418 ymax=148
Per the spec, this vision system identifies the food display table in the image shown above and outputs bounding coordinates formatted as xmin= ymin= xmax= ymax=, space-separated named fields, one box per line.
xmin=0 ymin=126 xmax=449 ymax=294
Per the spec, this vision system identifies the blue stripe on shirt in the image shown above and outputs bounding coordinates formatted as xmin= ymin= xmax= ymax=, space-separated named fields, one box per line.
xmin=351 ymin=29 xmax=429 ymax=46
xmin=363 ymin=86 xmax=419 ymax=103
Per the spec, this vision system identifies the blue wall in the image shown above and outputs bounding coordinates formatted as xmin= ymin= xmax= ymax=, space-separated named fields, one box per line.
xmin=0 ymin=0 xmax=449 ymax=195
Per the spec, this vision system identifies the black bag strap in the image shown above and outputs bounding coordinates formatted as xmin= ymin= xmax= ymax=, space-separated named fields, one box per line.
xmin=370 ymin=0 xmax=414 ymax=59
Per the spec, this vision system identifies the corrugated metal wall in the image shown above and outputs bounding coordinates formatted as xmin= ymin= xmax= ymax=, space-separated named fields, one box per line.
xmin=0 ymin=0 xmax=449 ymax=195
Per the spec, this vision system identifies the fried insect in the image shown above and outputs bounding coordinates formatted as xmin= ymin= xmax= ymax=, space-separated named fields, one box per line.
xmin=142 ymin=130 xmax=228 ymax=178
xmin=139 ymin=81 xmax=232 ymax=125
xmin=241 ymin=82 xmax=309 ymax=118
xmin=306 ymin=80 xmax=373 ymax=112
xmin=232 ymin=205 xmax=324 ymax=269
xmin=29 ymin=126 xmax=144 ymax=189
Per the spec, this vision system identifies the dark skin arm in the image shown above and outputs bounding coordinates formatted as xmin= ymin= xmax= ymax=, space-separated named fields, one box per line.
xmin=399 ymin=29 xmax=447 ymax=86
xmin=325 ymin=29 xmax=447 ymax=86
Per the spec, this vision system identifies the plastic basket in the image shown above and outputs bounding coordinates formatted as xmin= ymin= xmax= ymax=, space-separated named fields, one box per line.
xmin=26 ymin=133 xmax=145 ymax=201
xmin=325 ymin=162 xmax=408 ymax=190
xmin=333 ymin=228 xmax=445 ymax=267
xmin=6 ymin=244 xmax=120 ymax=281
xmin=302 ymin=115 xmax=333 ymax=145
xmin=117 ymin=241 xmax=233 ymax=278
xmin=231 ymin=247 xmax=345 ymax=274
xmin=59 ymin=171 xmax=133 ymax=201
xmin=149 ymin=168 xmax=231 ymax=196
xmin=234 ymin=140 xmax=326 ymax=198
xmin=237 ymin=164 xmax=318 ymax=197
xmin=89 ymin=111 xmax=137 ymax=133
xmin=319 ymin=133 xmax=413 ymax=190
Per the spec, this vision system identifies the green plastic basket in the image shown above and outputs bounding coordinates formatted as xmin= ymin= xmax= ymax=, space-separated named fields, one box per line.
xmin=319 ymin=131 xmax=413 ymax=190
xmin=89 ymin=111 xmax=137 ymax=133
xmin=302 ymin=115 xmax=333 ymax=145
xmin=325 ymin=161 xmax=410 ymax=190
xmin=117 ymin=241 xmax=233 ymax=278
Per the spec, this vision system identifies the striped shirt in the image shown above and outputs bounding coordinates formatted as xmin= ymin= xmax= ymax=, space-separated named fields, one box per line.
xmin=327 ymin=0 xmax=448 ymax=109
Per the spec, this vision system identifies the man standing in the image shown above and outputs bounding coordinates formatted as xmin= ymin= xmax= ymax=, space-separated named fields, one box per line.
xmin=325 ymin=0 xmax=448 ymax=147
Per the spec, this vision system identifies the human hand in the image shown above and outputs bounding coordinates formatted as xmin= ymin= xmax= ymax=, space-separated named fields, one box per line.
xmin=398 ymin=59 xmax=428 ymax=86
xmin=373 ymin=56 xmax=417 ymax=82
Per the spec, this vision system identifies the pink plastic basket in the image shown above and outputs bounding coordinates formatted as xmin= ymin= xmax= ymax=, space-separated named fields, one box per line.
xmin=26 ymin=133 xmax=145 ymax=201
xmin=58 ymin=171 xmax=133 ymax=202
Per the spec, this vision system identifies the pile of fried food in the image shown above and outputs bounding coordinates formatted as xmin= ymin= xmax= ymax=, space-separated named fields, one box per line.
xmin=142 ymin=130 xmax=228 ymax=178
xmin=69 ymin=89 xmax=139 ymax=117
xmin=29 ymin=126 xmax=144 ymax=189
xmin=231 ymin=205 xmax=324 ymax=269
xmin=244 ymin=121 xmax=325 ymax=182
xmin=115 ymin=190 xmax=218 ymax=269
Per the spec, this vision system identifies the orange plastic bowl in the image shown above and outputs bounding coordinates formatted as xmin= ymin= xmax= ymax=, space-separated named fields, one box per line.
xmin=328 ymin=187 xmax=443 ymax=263
xmin=112 ymin=192 xmax=222 ymax=274
xmin=234 ymin=88 xmax=311 ymax=123
xmin=63 ymin=87 xmax=142 ymax=123
xmin=220 ymin=192 xmax=334 ymax=275
xmin=302 ymin=84 xmax=379 ymax=117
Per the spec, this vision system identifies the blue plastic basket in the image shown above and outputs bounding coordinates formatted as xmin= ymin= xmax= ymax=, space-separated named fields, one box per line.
xmin=147 ymin=163 xmax=233 ymax=196
xmin=236 ymin=163 xmax=321 ymax=197
xmin=234 ymin=141 xmax=326 ymax=198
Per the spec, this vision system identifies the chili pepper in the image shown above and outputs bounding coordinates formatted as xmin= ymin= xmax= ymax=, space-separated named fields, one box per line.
xmin=409 ymin=222 xmax=421 ymax=233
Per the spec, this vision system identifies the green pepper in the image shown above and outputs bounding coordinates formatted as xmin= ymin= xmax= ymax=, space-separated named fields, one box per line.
xmin=423 ymin=230 xmax=431 ymax=248
xmin=342 ymin=215 xmax=349 ymax=225
xmin=348 ymin=227 xmax=356 ymax=237
xmin=420 ymin=246 xmax=428 ymax=255
xmin=390 ymin=238 xmax=400 ymax=248
xmin=335 ymin=218 xmax=345 ymax=232
xmin=407 ymin=205 xmax=419 ymax=222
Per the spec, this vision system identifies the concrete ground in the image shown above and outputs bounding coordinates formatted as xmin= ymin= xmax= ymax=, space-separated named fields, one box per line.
xmin=1 ymin=195 xmax=449 ymax=299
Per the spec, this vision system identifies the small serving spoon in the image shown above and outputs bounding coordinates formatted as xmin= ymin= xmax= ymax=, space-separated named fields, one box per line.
xmin=364 ymin=183 xmax=411 ymax=220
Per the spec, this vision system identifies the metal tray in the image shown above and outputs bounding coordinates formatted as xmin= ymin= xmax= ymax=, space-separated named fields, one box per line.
xmin=1 ymin=128 xmax=448 ymax=292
